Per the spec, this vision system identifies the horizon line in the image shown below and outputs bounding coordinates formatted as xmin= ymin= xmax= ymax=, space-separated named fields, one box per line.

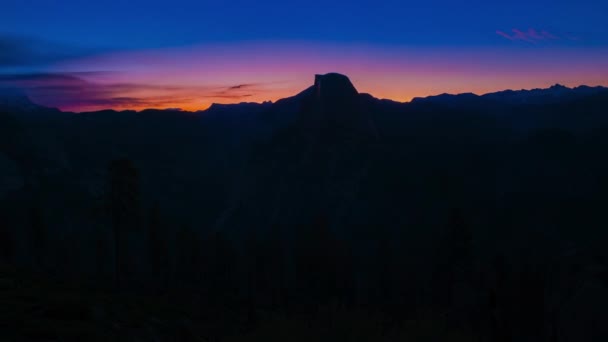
xmin=68 ymin=81 xmax=608 ymax=113
xmin=3 ymin=74 xmax=608 ymax=114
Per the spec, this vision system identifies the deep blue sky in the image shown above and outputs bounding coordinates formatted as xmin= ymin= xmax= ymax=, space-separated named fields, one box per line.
xmin=1 ymin=0 xmax=607 ymax=112
xmin=3 ymin=0 xmax=607 ymax=48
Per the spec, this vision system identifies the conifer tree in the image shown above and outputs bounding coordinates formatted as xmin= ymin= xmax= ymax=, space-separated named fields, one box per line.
xmin=148 ymin=202 xmax=169 ymax=290
xmin=107 ymin=159 xmax=140 ymax=289
xmin=29 ymin=204 xmax=46 ymax=269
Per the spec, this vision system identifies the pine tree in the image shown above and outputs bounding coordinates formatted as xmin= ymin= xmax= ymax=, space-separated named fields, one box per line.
xmin=334 ymin=234 xmax=356 ymax=309
xmin=107 ymin=159 xmax=140 ymax=289
xmin=205 ymin=230 xmax=235 ymax=298
xmin=375 ymin=230 xmax=395 ymax=311
xmin=489 ymin=254 xmax=511 ymax=342
xmin=447 ymin=208 xmax=473 ymax=278
xmin=0 ymin=216 xmax=13 ymax=264
xmin=246 ymin=225 xmax=288 ymax=310
xmin=148 ymin=203 xmax=169 ymax=290
xmin=175 ymin=224 xmax=200 ymax=289
xmin=265 ymin=225 xmax=287 ymax=310
xmin=295 ymin=215 xmax=339 ymax=306
xmin=431 ymin=208 xmax=473 ymax=308
xmin=29 ymin=204 xmax=46 ymax=270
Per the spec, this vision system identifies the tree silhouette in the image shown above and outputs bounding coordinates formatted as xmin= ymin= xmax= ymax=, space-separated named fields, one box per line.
xmin=514 ymin=259 xmax=547 ymax=340
xmin=0 ymin=217 xmax=13 ymax=264
xmin=333 ymin=233 xmax=356 ymax=309
xmin=447 ymin=208 xmax=473 ymax=278
xmin=107 ymin=159 xmax=141 ymax=289
xmin=95 ymin=230 xmax=111 ymax=284
xmin=265 ymin=225 xmax=288 ymax=309
xmin=175 ymin=224 xmax=201 ymax=289
xmin=294 ymin=215 xmax=343 ymax=307
xmin=203 ymin=230 xmax=235 ymax=299
xmin=488 ymin=255 xmax=512 ymax=342
xmin=242 ymin=228 xmax=259 ymax=325
xmin=29 ymin=204 xmax=46 ymax=270
xmin=147 ymin=203 xmax=169 ymax=291
xmin=374 ymin=230 xmax=396 ymax=312
xmin=431 ymin=208 xmax=473 ymax=309
xmin=245 ymin=225 xmax=288 ymax=311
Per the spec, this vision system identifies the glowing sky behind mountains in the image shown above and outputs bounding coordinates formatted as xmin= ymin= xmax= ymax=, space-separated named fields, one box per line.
xmin=1 ymin=0 xmax=607 ymax=112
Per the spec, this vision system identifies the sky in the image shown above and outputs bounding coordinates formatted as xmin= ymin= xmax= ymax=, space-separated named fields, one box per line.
xmin=1 ymin=0 xmax=607 ymax=112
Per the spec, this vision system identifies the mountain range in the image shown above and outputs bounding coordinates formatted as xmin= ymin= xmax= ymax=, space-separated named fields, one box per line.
xmin=2 ymin=74 xmax=608 ymax=226
xmin=3 ymin=73 xmax=608 ymax=340
xmin=2 ymin=73 xmax=608 ymax=240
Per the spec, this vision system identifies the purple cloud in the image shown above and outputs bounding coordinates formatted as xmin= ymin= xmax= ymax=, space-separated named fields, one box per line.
xmin=496 ymin=30 xmax=515 ymax=41
xmin=540 ymin=30 xmax=559 ymax=40
xmin=526 ymin=29 xmax=544 ymax=40
xmin=565 ymin=34 xmax=581 ymax=41
xmin=496 ymin=29 xmax=566 ymax=43
xmin=0 ymin=72 xmax=270 ymax=111
xmin=512 ymin=29 xmax=537 ymax=43
xmin=200 ymin=83 xmax=265 ymax=100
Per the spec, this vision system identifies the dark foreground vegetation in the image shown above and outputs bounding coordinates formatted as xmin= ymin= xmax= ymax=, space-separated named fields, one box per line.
xmin=1 ymin=74 xmax=608 ymax=341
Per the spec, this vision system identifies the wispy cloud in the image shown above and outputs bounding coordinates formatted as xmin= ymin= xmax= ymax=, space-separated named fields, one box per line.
xmin=200 ymin=83 xmax=266 ymax=100
xmin=496 ymin=29 xmax=572 ymax=43
xmin=540 ymin=30 xmax=559 ymax=40
xmin=0 ymin=72 xmax=271 ymax=111
xmin=0 ymin=34 xmax=100 ymax=68
xmin=496 ymin=31 xmax=516 ymax=41
xmin=228 ymin=84 xmax=256 ymax=90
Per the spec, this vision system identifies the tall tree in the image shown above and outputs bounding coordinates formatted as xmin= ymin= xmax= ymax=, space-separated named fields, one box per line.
xmin=148 ymin=203 xmax=169 ymax=291
xmin=264 ymin=225 xmax=288 ymax=309
xmin=107 ymin=159 xmax=140 ymax=289
xmin=205 ymin=230 xmax=235 ymax=298
xmin=0 ymin=215 xmax=13 ymax=264
xmin=95 ymin=229 xmax=111 ymax=285
xmin=431 ymin=208 xmax=474 ymax=308
xmin=294 ymin=215 xmax=342 ymax=307
xmin=245 ymin=225 xmax=288 ymax=311
xmin=29 ymin=204 xmax=46 ymax=270
xmin=333 ymin=233 xmax=356 ymax=309
xmin=375 ymin=230 xmax=396 ymax=311
xmin=175 ymin=224 xmax=201 ymax=289
xmin=447 ymin=208 xmax=473 ymax=278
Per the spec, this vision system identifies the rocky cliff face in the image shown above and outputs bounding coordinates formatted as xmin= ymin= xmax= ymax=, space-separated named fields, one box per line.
xmin=297 ymin=73 xmax=377 ymax=142
xmin=313 ymin=73 xmax=359 ymax=101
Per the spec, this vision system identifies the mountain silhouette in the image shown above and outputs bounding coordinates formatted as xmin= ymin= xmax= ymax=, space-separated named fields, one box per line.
xmin=2 ymin=73 xmax=608 ymax=341
xmin=481 ymin=83 xmax=607 ymax=104
xmin=0 ymin=87 xmax=42 ymax=113
xmin=2 ymin=74 xmax=607 ymax=117
xmin=290 ymin=73 xmax=378 ymax=142
xmin=313 ymin=73 xmax=359 ymax=101
xmin=410 ymin=84 xmax=608 ymax=106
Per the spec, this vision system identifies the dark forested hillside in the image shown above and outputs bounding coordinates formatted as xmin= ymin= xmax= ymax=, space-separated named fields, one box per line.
xmin=1 ymin=74 xmax=608 ymax=341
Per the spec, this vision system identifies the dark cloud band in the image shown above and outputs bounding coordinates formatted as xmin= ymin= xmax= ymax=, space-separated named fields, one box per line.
xmin=0 ymin=71 xmax=269 ymax=111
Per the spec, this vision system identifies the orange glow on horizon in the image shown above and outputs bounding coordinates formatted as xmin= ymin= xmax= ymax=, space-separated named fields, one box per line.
xmin=11 ymin=41 xmax=608 ymax=112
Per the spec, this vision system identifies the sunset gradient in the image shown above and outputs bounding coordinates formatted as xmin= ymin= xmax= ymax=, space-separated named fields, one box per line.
xmin=2 ymin=42 xmax=605 ymax=112
xmin=2 ymin=0 xmax=607 ymax=112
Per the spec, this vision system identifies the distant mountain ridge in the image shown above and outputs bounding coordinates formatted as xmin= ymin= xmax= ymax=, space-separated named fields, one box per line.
xmin=2 ymin=74 xmax=607 ymax=114
xmin=0 ymin=87 xmax=43 ymax=112
xmin=2 ymin=71 xmax=608 ymax=260
xmin=200 ymin=77 xmax=607 ymax=114
xmin=412 ymin=83 xmax=608 ymax=106
xmin=3 ymin=73 xmax=608 ymax=342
